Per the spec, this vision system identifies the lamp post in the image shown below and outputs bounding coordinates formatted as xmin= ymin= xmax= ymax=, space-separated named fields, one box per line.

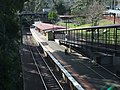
xmin=52 ymin=20 xmax=55 ymax=40
xmin=112 ymin=13 xmax=116 ymax=24
xmin=111 ymin=0 xmax=113 ymax=9
xmin=19 ymin=14 xmax=23 ymax=45
xmin=66 ymin=18 xmax=68 ymax=35
xmin=114 ymin=0 xmax=116 ymax=10
xmin=111 ymin=0 xmax=116 ymax=10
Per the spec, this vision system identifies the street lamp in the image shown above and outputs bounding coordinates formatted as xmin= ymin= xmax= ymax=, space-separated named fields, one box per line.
xmin=114 ymin=0 xmax=115 ymax=9
xmin=113 ymin=13 xmax=116 ymax=24
xmin=19 ymin=14 xmax=23 ymax=45
xmin=111 ymin=0 xmax=113 ymax=9
xmin=52 ymin=20 xmax=55 ymax=40
xmin=111 ymin=0 xmax=116 ymax=10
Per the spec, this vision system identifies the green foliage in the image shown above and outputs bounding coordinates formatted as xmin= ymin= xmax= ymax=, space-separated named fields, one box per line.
xmin=34 ymin=0 xmax=49 ymax=12
xmin=0 ymin=0 xmax=25 ymax=90
xmin=52 ymin=0 xmax=67 ymax=15
xmin=87 ymin=0 xmax=105 ymax=26
xmin=70 ymin=0 xmax=89 ymax=24
xmin=71 ymin=0 xmax=105 ymax=26
xmin=0 ymin=0 xmax=26 ymax=14
xmin=70 ymin=0 xmax=88 ymax=15
xmin=57 ymin=19 xmax=114 ymax=28
xmin=0 ymin=42 xmax=21 ymax=90
xmin=23 ymin=0 xmax=49 ymax=13
xmin=48 ymin=11 xmax=58 ymax=23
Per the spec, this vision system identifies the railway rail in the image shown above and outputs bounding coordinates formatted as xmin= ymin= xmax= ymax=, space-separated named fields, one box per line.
xmin=25 ymin=34 xmax=70 ymax=90
xmin=78 ymin=57 xmax=120 ymax=80
xmin=65 ymin=46 xmax=120 ymax=89
xmin=79 ymin=60 xmax=120 ymax=89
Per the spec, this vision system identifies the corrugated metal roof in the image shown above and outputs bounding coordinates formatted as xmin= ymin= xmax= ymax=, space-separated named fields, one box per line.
xmin=33 ymin=21 xmax=66 ymax=31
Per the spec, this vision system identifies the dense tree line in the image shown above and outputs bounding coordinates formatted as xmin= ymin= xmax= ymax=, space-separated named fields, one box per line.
xmin=70 ymin=0 xmax=115 ymax=26
xmin=71 ymin=0 xmax=106 ymax=26
xmin=23 ymin=0 xmax=50 ymax=13
xmin=0 ymin=0 xmax=27 ymax=90
xmin=23 ymin=0 xmax=115 ymax=26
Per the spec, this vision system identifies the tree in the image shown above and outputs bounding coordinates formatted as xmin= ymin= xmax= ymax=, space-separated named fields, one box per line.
xmin=34 ymin=0 xmax=49 ymax=12
xmin=70 ymin=0 xmax=90 ymax=24
xmin=70 ymin=0 xmax=105 ymax=26
xmin=70 ymin=0 xmax=89 ymax=15
xmin=0 ymin=0 xmax=26 ymax=90
xmin=52 ymin=0 xmax=67 ymax=15
xmin=48 ymin=11 xmax=58 ymax=23
xmin=87 ymin=0 xmax=105 ymax=26
xmin=23 ymin=0 xmax=49 ymax=13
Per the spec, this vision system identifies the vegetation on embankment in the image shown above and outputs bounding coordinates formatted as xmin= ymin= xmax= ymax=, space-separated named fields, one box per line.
xmin=0 ymin=0 xmax=27 ymax=90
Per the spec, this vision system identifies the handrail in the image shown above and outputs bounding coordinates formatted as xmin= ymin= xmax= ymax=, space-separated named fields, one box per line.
xmin=55 ymin=24 xmax=120 ymax=32
xmin=54 ymin=24 xmax=120 ymax=56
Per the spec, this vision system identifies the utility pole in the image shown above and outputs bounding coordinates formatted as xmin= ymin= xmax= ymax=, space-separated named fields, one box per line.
xmin=113 ymin=13 xmax=116 ymax=24
xmin=114 ymin=0 xmax=116 ymax=9
xmin=19 ymin=14 xmax=23 ymax=45
xmin=111 ymin=0 xmax=113 ymax=9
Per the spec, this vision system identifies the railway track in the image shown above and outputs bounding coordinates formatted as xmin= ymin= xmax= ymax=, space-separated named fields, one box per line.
xmin=62 ymin=41 xmax=120 ymax=80
xmin=79 ymin=61 xmax=120 ymax=89
xmin=71 ymin=47 xmax=120 ymax=89
xmin=25 ymin=33 xmax=70 ymax=90
xmin=78 ymin=60 xmax=120 ymax=80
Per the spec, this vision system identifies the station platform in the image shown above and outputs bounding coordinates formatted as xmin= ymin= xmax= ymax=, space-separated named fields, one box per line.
xmin=30 ymin=28 xmax=120 ymax=90
xmin=30 ymin=28 xmax=93 ymax=90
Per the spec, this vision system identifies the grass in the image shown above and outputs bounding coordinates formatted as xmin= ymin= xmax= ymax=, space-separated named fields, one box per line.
xmin=57 ymin=21 xmax=79 ymax=28
xmin=56 ymin=19 xmax=116 ymax=28
xmin=98 ymin=19 xmax=116 ymax=26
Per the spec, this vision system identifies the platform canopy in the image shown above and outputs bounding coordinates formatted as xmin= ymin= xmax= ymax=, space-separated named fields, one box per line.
xmin=33 ymin=21 xmax=66 ymax=31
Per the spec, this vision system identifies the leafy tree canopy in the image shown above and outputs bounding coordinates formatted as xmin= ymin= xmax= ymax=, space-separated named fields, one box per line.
xmin=70 ymin=0 xmax=106 ymax=26
xmin=23 ymin=0 xmax=49 ymax=13
xmin=87 ymin=0 xmax=105 ymax=26
xmin=70 ymin=0 xmax=88 ymax=15
xmin=0 ymin=0 xmax=26 ymax=90
xmin=52 ymin=0 xmax=67 ymax=15
xmin=48 ymin=11 xmax=58 ymax=23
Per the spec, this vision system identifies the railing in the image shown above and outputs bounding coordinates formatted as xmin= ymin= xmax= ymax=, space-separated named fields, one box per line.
xmin=54 ymin=24 xmax=120 ymax=56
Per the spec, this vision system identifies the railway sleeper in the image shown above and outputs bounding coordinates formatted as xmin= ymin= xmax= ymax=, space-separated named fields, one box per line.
xmin=39 ymin=45 xmax=84 ymax=90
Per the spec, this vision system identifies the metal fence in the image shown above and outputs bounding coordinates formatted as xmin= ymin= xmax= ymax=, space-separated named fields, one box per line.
xmin=54 ymin=24 xmax=120 ymax=56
